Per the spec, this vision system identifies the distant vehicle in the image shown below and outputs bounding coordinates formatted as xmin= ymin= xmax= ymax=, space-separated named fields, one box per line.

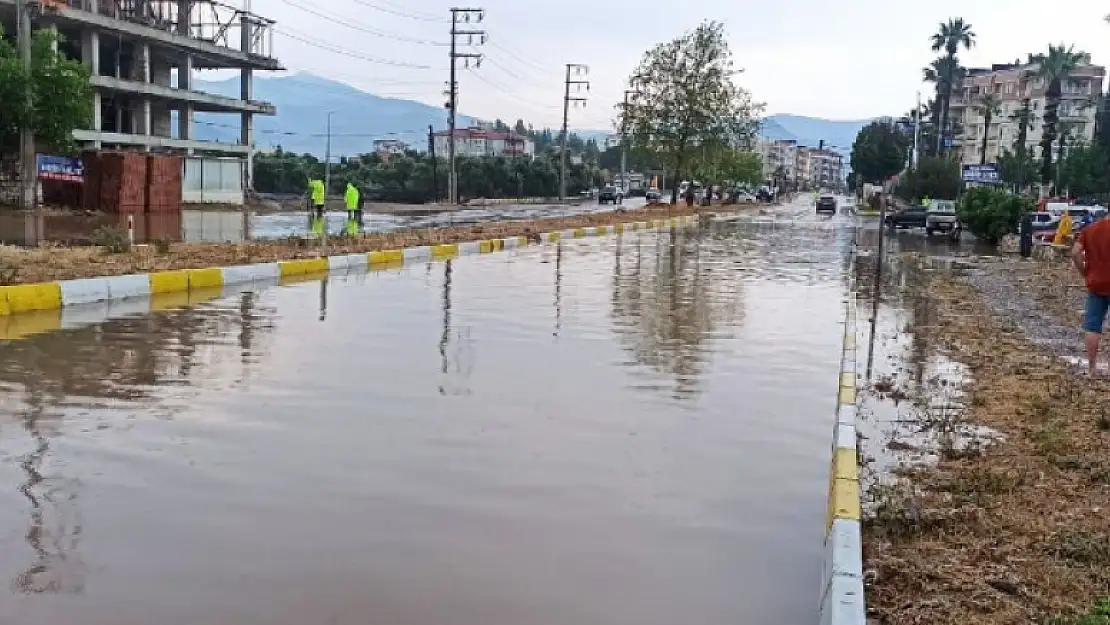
xmin=816 ymin=194 xmax=837 ymax=214
xmin=925 ymin=199 xmax=961 ymax=241
xmin=598 ymin=186 xmax=623 ymax=205
xmin=645 ymin=189 xmax=662 ymax=204
xmin=885 ymin=204 xmax=928 ymax=229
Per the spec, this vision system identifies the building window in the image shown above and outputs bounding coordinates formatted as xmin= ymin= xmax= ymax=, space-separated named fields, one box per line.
xmin=1005 ymin=82 xmax=1014 ymax=94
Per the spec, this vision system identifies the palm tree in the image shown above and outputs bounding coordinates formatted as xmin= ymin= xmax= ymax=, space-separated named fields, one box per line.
xmin=1028 ymin=44 xmax=1090 ymax=188
xmin=923 ymin=55 xmax=966 ymax=156
xmin=976 ymin=91 xmax=1003 ymax=164
xmin=930 ymin=18 xmax=976 ymax=154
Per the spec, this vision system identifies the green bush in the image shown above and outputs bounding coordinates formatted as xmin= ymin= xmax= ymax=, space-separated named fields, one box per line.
xmin=152 ymin=237 xmax=172 ymax=254
xmin=957 ymin=187 xmax=1034 ymax=245
xmin=89 ymin=226 xmax=131 ymax=254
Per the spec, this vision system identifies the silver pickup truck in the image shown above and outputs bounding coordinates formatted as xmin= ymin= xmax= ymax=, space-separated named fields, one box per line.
xmin=924 ymin=199 xmax=962 ymax=241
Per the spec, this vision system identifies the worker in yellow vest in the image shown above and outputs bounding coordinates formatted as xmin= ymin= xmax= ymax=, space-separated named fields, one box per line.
xmin=344 ymin=182 xmax=360 ymax=236
xmin=309 ymin=178 xmax=326 ymax=236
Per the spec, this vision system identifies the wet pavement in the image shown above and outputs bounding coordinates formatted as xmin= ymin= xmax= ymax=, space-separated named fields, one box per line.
xmin=2 ymin=195 xmax=858 ymax=625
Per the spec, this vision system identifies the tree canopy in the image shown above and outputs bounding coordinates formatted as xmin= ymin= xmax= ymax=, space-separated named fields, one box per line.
xmin=850 ymin=120 xmax=909 ymax=184
xmin=620 ymin=21 xmax=761 ymax=202
xmin=895 ymin=156 xmax=962 ymax=201
xmin=0 ymin=28 xmax=92 ymax=153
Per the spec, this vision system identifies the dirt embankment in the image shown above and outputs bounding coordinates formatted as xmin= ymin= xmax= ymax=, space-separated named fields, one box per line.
xmin=864 ymin=260 xmax=1110 ymax=625
xmin=0 ymin=204 xmax=714 ymax=285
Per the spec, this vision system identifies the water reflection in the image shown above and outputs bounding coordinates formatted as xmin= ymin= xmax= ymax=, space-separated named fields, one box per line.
xmin=610 ymin=228 xmax=745 ymax=399
xmin=13 ymin=394 xmax=84 ymax=596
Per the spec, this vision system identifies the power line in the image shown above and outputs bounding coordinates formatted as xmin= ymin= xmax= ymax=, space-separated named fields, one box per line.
xmin=465 ymin=70 xmax=561 ymax=113
xmin=486 ymin=41 xmax=553 ymax=74
xmin=275 ymin=27 xmax=434 ymax=69
xmin=349 ymin=0 xmax=446 ymax=22
xmin=275 ymin=0 xmax=449 ymax=46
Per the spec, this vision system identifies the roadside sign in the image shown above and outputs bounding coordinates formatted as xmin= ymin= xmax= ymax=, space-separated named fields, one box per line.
xmin=962 ymin=164 xmax=1000 ymax=184
xmin=36 ymin=154 xmax=84 ymax=183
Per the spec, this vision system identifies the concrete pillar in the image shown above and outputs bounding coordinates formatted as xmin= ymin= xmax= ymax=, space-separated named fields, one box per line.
xmin=177 ymin=0 xmax=191 ymax=36
xmin=241 ymin=13 xmax=254 ymax=189
xmin=139 ymin=44 xmax=151 ymax=139
xmin=178 ymin=53 xmax=193 ymax=142
xmin=82 ymin=27 xmax=102 ymax=146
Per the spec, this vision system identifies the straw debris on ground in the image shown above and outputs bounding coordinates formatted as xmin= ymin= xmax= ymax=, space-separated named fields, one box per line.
xmin=0 ymin=205 xmax=709 ymax=285
xmin=864 ymin=264 xmax=1110 ymax=625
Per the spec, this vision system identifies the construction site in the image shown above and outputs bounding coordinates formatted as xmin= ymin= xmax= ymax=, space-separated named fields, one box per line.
xmin=0 ymin=0 xmax=281 ymax=243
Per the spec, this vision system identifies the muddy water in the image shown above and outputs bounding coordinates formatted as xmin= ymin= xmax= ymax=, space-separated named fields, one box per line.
xmin=0 ymin=200 xmax=855 ymax=625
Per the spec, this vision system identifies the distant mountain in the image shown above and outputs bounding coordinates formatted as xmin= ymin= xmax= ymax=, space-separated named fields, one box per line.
xmin=193 ymin=73 xmax=478 ymax=157
xmin=192 ymin=73 xmax=871 ymax=162
xmin=765 ymin=114 xmax=871 ymax=152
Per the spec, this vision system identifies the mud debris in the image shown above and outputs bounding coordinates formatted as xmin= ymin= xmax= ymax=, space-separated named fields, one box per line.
xmin=863 ymin=268 xmax=1110 ymax=625
xmin=0 ymin=204 xmax=710 ymax=286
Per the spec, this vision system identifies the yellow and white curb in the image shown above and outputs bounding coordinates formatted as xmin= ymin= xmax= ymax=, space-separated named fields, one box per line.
xmin=819 ymin=291 xmax=864 ymax=625
xmin=0 ymin=214 xmax=699 ymax=340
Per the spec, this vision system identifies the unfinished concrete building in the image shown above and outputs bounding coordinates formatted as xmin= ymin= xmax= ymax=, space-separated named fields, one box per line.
xmin=0 ymin=0 xmax=281 ymax=204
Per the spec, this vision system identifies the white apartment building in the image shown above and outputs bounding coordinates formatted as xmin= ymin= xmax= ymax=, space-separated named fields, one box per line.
xmin=950 ymin=61 xmax=1106 ymax=166
xmin=373 ymin=139 xmax=408 ymax=156
xmin=796 ymin=148 xmax=843 ymax=190
xmin=433 ymin=128 xmax=536 ymax=159
xmin=760 ymin=139 xmax=798 ymax=183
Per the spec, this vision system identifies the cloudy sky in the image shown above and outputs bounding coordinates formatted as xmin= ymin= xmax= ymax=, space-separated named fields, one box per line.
xmin=241 ymin=0 xmax=1110 ymax=130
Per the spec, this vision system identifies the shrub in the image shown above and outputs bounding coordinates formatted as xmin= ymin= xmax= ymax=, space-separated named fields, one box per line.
xmin=0 ymin=260 xmax=19 ymax=286
xmin=89 ymin=226 xmax=132 ymax=254
xmin=958 ymin=187 xmax=1034 ymax=245
xmin=152 ymin=237 xmax=172 ymax=254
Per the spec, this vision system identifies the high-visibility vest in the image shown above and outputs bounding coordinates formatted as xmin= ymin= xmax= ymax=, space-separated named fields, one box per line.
xmin=345 ymin=184 xmax=360 ymax=211
xmin=310 ymin=179 xmax=325 ymax=205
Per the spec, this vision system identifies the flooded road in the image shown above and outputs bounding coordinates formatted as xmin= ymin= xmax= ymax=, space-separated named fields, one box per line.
xmin=0 ymin=197 xmax=856 ymax=625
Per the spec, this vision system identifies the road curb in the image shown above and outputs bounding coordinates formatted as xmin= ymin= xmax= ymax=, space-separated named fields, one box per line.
xmin=0 ymin=215 xmax=698 ymax=338
xmin=819 ymin=285 xmax=865 ymax=625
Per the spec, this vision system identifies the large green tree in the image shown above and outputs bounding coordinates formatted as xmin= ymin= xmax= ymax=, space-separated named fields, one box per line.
xmin=895 ymin=156 xmax=962 ymax=201
xmin=1058 ymin=144 xmax=1110 ymax=198
xmin=929 ymin=18 xmax=976 ymax=155
xmin=620 ymin=21 xmax=761 ymax=204
xmin=0 ymin=28 xmax=92 ymax=153
xmin=1028 ymin=44 xmax=1089 ymax=187
xmin=850 ymin=120 xmax=909 ymax=184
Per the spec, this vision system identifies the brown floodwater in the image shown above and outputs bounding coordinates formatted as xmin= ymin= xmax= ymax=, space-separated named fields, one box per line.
xmin=0 ymin=200 xmax=856 ymax=625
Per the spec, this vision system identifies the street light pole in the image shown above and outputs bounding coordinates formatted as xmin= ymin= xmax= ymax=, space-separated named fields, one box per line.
xmin=324 ymin=111 xmax=333 ymax=200
xmin=17 ymin=0 xmax=36 ymax=211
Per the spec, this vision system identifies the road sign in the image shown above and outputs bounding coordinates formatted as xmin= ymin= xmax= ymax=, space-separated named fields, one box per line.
xmin=962 ymin=164 xmax=1000 ymax=184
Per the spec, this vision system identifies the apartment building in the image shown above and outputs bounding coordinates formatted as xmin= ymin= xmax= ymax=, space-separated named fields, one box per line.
xmin=950 ymin=60 xmax=1106 ymax=166
xmin=796 ymin=147 xmax=843 ymax=190
xmin=760 ymin=139 xmax=798 ymax=183
xmin=0 ymin=0 xmax=282 ymax=203
xmin=433 ymin=128 xmax=536 ymax=159
xmin=373 ymin=139 xmax=408 ymax=156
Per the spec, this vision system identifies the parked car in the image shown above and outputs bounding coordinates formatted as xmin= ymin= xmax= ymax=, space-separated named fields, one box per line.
xmin=645 ymin=189 xmax=662 ymax=204
xmin=885 ymin=205 xmax=928 ymax=229
xmin=816 ymin=195 xmax=837 ymax=214
xmin=925 ymin=199 xmax=961 ymax=241
xmin=598 ymin=186 xmax=623 ymax=204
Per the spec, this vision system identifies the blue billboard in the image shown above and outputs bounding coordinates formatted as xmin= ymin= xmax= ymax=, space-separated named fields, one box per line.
xmin=36 ymin=154 xmax=84 ymax=183
xmin=962 ymin=164 xmax=1000 ymax=184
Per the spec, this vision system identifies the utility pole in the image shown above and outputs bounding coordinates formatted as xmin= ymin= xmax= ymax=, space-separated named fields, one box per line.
xmin=324 ymin=111 xmax=333 ymax=202
xmin=560 ymin=63 xmax=589 ymax=201
xmin=620 ymin=87 xmax=641 ymax=198
xmin=912 ymin=91 xmax=921 ymax=170
xmin=428 ymin=124 xmax=438 ymax=203
xmin=17 ymin=0 xmax=36 ymax=210
xmin=447 ymin=7 xmax=485 ymax=205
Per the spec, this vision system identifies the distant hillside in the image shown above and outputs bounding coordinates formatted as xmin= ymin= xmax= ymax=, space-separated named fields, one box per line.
xmin=766 ymin=114 xmax=871 ymax=152
xmin=193 ymin=73 xmax=870 ymax=162
xmin=194 ymin=73 xmax=477 ymax=157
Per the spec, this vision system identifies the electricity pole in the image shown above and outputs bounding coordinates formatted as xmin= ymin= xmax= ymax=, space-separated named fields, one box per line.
xmin=620 ymin=87 xmax=641 ymax=197
xmin=447 ymin=7 xmax=485 ymax=205
xmin=17 ymin=0 xmax=35 ymax=210
xmin=324 ymin=111 xmax=333 ymax=197
xmin=428 ymin=124 xmax=438 ymax=202
xmin=559 ymin=63 xmax=589 ymax=201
